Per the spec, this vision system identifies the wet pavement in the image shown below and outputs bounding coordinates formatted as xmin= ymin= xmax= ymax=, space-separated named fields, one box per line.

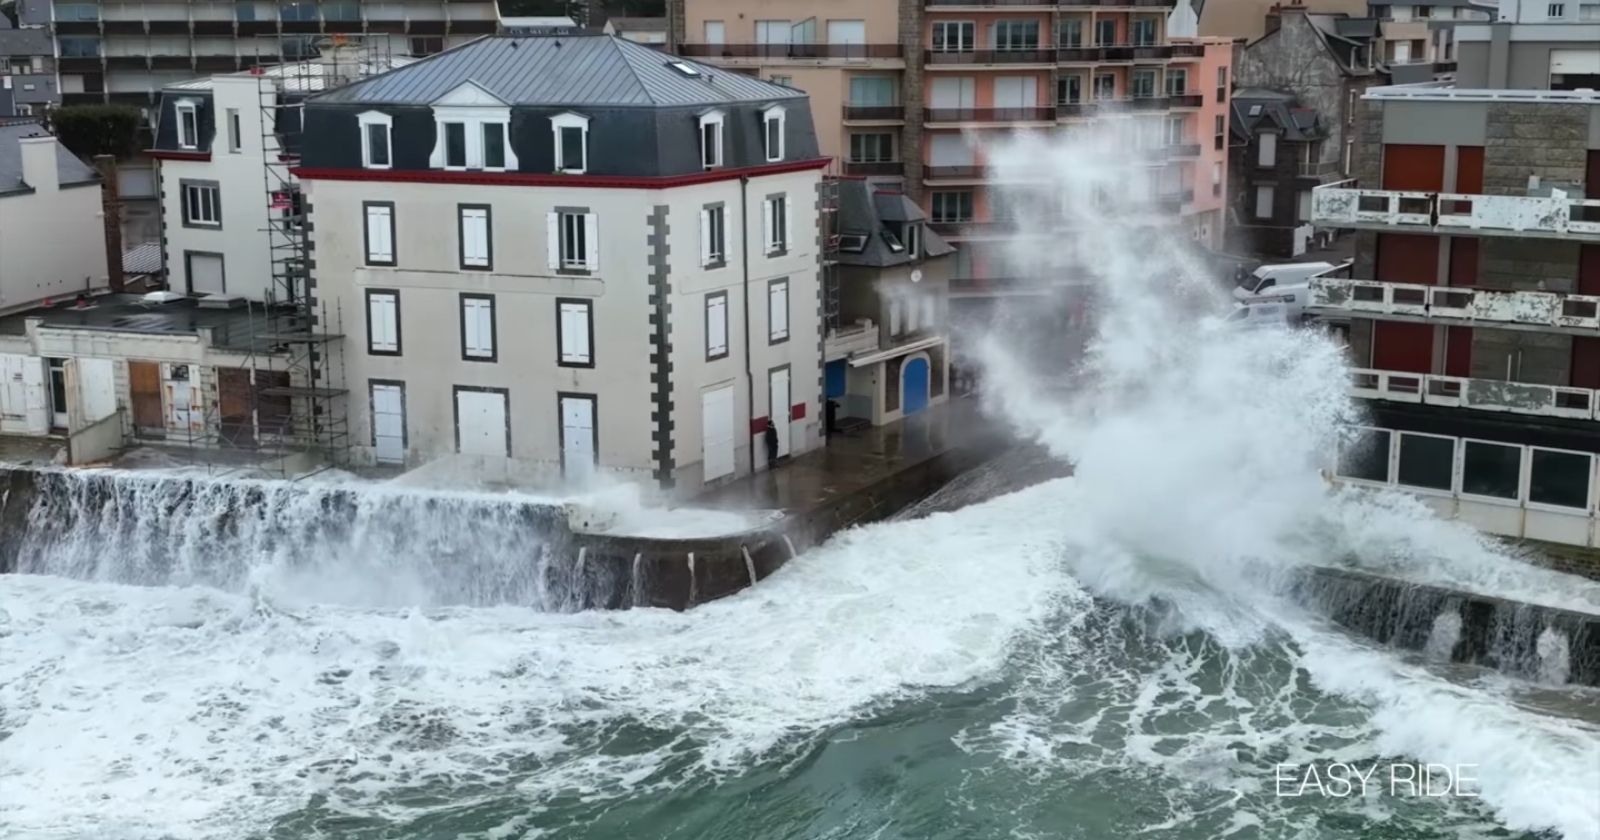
xmin=695 ymin=398 xmax=1004 ymax=514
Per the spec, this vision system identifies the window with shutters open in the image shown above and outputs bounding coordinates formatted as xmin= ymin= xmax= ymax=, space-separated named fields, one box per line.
xmin=701 ymin=203 xmax=726 ymax=267
xmin=762 ymin=105 xmax=785 ymax=162
xmin=363 ymin=201 xmax=395 ymax=266
xmin=706 ymin=291 xmax=729 ymax=360
xmin=768 ymin=278 xmax=789 ymax=343
xmin=460 ymin=293 xmax=496 ymax=362
xmin=764 ymin=194 xmax=790 ymax=255
xmin=551 ymin=111 xmax=589 ymax=173
xmin=458 ymin=204 xmax=491 ymax=270
xmin=557 ymin=298 xmax=594 ymax=367
xmin=699 ymin=110 xmax=724 ymax=169
xmin=358 ymin=110 xmax=392 ymax=169
xmin=549 ymin=211 xmax=598 ymax=272
xmin=365 ymin=289 xmax=400 ymax=355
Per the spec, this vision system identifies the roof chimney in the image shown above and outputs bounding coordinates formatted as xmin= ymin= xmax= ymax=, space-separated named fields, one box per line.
xmin=18 ymin=134 xmax=57 ymax=193
xmin=1264 ymin=3 xmax=1284 ymax=35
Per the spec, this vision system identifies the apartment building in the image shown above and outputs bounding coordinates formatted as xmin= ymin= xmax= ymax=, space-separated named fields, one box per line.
xmin=1367 ymin=1 xmax=1493 ymax=73
xmin=42 ymin=0 xmax=497 ymax=110
xmin=298 ymin=34 xmax=828 ymax=489
xmin=0 ymin=9 xmax=57 ymax=115
xmin=1496 ymin=0 xmax=1600 ymax=21
xmin=1455 ymin=15 xmax=1600 ymax=89
xmin=1311 ymin=46 xmax=1600 ymax=546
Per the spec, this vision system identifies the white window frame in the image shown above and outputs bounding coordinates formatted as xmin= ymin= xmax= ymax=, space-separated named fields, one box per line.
xmin=458 ymin=204 xmax=491 ymax=269
xmin=701 ymin=204 xmax=726 ymax=267
xmin=226 ymin=108 xmax=241 ymax=153
xmin=182 ymin=181 xmax=221 ymax=227
xmin=548 ymin=211 xmax=600 ymax=272
xmin=175 ymin=99 xmax=198 ymax=150
xmin=366 ymin=289 xmax=400 ymax=354
xmin=768 ymin=278 xmax=789 ymax=343
xmin=460 ymin=294 xmax=496 ymax=361
xmin=762 ymin=105 xmax=785 ymax=163
xmin=700 ymin=110 xmax=724 ymax=169
xmin=557 ymin=298 xmax=594 ymax=367
xmin=763 ymin=194 xmax=792 ymax=255
xmin=428 ymin=89 xmax=518 ymax=172
xmin=551 ymin=111 xmax=589 ymax=174
xmin=364 ymin=202 xmax=395 ymax=266
xmin=358 ymin=110 xmax=393 ymax=169
xmin=706 ymin=291 xmax=729 ymax=359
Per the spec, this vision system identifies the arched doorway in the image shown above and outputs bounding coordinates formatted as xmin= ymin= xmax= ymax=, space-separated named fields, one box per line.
xmin=902 ymin=357 xmax=930 ymax=416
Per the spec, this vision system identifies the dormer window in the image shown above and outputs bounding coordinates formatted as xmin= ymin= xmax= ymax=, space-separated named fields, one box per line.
xmin=358 ymin=111 xmax=392 ymax=169
xmin=428 ymin=81 xmax=517 ymax=172
xmin=700 ymin=110 xmax=724 ymax=169
xmin=175 ymin=99 xmax=198 ymax=150
xmin=762 ymin=105 xmax=785 ymax=163
xmin=905 ymin=222 xmax=920 ymax=258
xmin=551 ymin=112 xmax=589 ymax=174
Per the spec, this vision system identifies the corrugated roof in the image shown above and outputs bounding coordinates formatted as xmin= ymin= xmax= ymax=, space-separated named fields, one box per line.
xmin=0 ymin=121 xmax=99 ymax=194
xmin=122 ymin=242 xmax=163 ymax=276
xmin=313 ymin=34 xmax=807 ymax=108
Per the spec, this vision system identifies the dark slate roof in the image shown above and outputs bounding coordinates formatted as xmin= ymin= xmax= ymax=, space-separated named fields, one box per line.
xmin=1230 ymin=89 xmax=1326 ymax=142
xmin=0 ymin=121 xmax=99 ymax=194
xmin=836 ymin=180 xmax=955 ymax=269
xmin=15 ymin=0 xmax=48 ymax=25
xmin=0 ymin=26 xmax=51 ymax=55
xmin=0 ymin=293 xmax=269 ymax=350
xmin=313 ymin=34 xmax=807 ymax=107
xmin=1304 ymin=13 xmax=1383 ymax=75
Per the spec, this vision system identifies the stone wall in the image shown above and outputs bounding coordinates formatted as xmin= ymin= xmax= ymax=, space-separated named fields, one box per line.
xmin=1482 ymin=102 xmax=1591 ymax=195
xmin=898 ymin=0 xmax=924 ymax=203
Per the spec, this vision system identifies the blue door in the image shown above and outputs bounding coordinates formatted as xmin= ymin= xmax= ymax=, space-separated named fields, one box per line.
xmin=902 ymin=357 xmax=930 ymax=416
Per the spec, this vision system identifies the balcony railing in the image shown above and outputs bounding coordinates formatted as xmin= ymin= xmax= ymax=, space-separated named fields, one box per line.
xmin=924 ymin=164 xmax=984 ymax=179
xmin=1312 ymin=180 xmax=1600 ymax=241
xmin=925 ymin=107 xmax=1056 ymax=122
xmin=1350 ymin=368 xmax=1600 ymax=421
xmin=1164 ymin=142 xmax=1202 ymax=158
xmin=842 ymin=105 xmax=904 ymax=121
xmin=679 ymin=43 xmax=902 ymax=60
xmin=926 ymin=48 xmax=1055 ymax=65
xmin=1055 ymin=44 xmax=1176 ymax=62
xmin=927 ymin=0 xmax=1052 ymax=6
xmin=1167 ymin=92 xmax=1204 ymax=107
xmin=1310 ymin=278 xmax=1600 ymax=334
xmin=843 ymin=160 xmax=903 ymax=176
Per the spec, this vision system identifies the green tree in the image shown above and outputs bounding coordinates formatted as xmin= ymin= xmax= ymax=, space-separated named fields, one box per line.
xmin=46 ymin=105 xmax=143 ymax=160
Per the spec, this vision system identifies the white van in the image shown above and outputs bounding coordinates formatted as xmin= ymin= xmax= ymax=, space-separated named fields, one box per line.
xmin=1233 ymin=261 xmax=1337 ymax=301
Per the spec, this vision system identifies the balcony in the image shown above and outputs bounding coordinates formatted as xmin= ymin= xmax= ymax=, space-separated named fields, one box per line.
xmin=825 ymin=320 xmax=880 ymax=362
xmin=57 ymin=57 xmax=103 ymax=72
xmin=55 ymin=20 xmax=100 ymax=34
xmin=927 ymin=0 xmax=1054 ymax=6
xmin=1055 ymin=44 xmax=1177 ymax=62
xmin=1310 ymin=278 xmax=1600 ymax=335
xmin=1312 ymin=181 xmax=1600 ymax=241
xmin=842 ymin=105 xmax=904 ymax=121
xmin=193 ymin=20 xmax=235 ymax=35
xmin=843 ymin=160 xmax=903 ymax=176
xmin=680 ymin=43 xmax=903 ymax=61
xmin=1168 ymin=92 xmax=1203 ymax=107
xmin=926 ymin=48 xmax=1054 ymax=66
xmin=1351 ymin=368 xmax=1600 ymax=422
xmin=1164 ymin=142 xmax=1201 ymax=159
xmin=925 ymin=107 xmax=1056 ymax=123
xmin=924 ymin=165 xmax=985 ymax=180
xmin=1296 ymin=162 xmax=1340 ymax=181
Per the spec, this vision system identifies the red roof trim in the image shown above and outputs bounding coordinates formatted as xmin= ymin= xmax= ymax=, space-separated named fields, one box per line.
xmin=147 ymin=150 xmax=212 ymax=161
xmin=291 ymin=158 xmax=832 ymax=188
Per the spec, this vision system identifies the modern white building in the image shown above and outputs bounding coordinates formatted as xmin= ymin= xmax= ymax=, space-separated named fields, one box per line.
xmin=299 ymin=34 xmax=829 ymax=490
xmin=0 ymin=120 xmax=106 ymax=312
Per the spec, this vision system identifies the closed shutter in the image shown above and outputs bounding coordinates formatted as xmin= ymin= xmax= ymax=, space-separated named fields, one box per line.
xmin=462 ymin=296 xmax=494 ymax=358
xmin=769 ymin=281 xmax=788 ymax=341
xmin=559 ymin=300 xmax=592 ymax=365
xmin=707 ymin=294 xmax=728 ymax=357
xmin=546 ymin=211 xmax=561 ymax=270
xmin=368 ymin=291 xmax=398 ymax=352
xmin=584 ymin=213 xmax=600 ymax=271
xmin=701 ymin=385 xmax=735 ymax=481
xmin=560 ymin=395 xmax=597 ymax=478
xmin=762 ymin=198 xmax=775 ymax=253
xmin=783 ymin=195 xmax=794 ymax=254
xmin=461 ymin=207 xmax=490 ymax=267
xmin=365 ymin=204 xmax=393 ymax=263
xmin=700 ymin=207 xmax=713 ymax=266
xmin=188 ymin=253 xmax=225 ymax=295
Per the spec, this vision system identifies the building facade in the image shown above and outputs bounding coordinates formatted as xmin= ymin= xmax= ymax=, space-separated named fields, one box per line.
xmin=1454 ymin=18 xmax=1600 ymax=89
xmin=1227 ymin=88 xmax=1333 ymax=257
xmin=0 ymin=119 xmax=105 ymax=312
xmin=1367 ymin=1 xmax=1493 ymax=73
xmin=0 ymin=10 xmax=58 ymax=115
xmin=299 ymin=35 xmax=828 ymax=490
xmin=1312 ymin=79 xmax=1600 ymax=546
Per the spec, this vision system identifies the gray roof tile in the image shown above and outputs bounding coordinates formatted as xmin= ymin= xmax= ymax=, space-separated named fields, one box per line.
xmin=0 ymin=121 xmax=99 ymax=194
xmin=313 ymin=34 xmax=807 ymax=108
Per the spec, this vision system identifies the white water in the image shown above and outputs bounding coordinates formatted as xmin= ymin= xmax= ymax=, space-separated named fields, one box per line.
xmin=3 ymin=125 xmax=1599 ymax=840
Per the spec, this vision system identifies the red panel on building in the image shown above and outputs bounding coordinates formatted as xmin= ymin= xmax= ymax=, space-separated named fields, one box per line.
xmin=1445 ymin=326 xmax=1473 ymax=377
xmin=1372 ymin=322 xmax=1434 ymax=374
xmin=1455 ymin=146 xmax=1485 ymax=194
xmin=1376 ymin=233 xmax=1440 ymax=285
xmin=1573 ymin=338 xmax=1600 ymax=390
xmin=1581 ymin=245 xmax=1600 ymax=296
xmin=1381 ymin=144 xmax=1445 ymax=191
xmin=1448 ymin=237 xmax=1479 ymax=287
xmin=1587 ymin=149 xmax=1600 ymax=197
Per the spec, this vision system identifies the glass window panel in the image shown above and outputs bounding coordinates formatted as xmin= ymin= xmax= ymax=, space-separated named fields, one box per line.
xmin=1397 ymin=433 xmax=1453 ymax=491
xmin=1530 ymin=448 xmax=1591 ymax=509
xmin=1462 ymin=440 xmax=1521 ymax=499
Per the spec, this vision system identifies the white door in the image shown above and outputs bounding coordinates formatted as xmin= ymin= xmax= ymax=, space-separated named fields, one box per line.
xmin=187 ymin=253 xmax=224 ymax=295
xmin=21 ymin=356 xmax=46 ymax=434
xmin=768 ymin=367 xmax=791 ymax=459
xmin=560 ymin=395 xmax=596 ymax=479
xmin=76 ymin=358 xmax=117 ymax=426
xmin=0 ymin=354 xmax=47 ymax=435
xmin=994 ymin=76 xmax=1037 ymax=108
xmin=371 ymin=383 xmax=405 ymax=464
xmin=929 ymin=77 xmax=975 ymax=109
xmin=701 ymin=385 xmax=735 ymax=482
xmin=456 ymin=389 xmax=508 ymax=457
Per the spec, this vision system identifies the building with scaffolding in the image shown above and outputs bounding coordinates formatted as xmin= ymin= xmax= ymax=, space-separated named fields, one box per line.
xmin=298 ymin=33 xmax=829 ymax=492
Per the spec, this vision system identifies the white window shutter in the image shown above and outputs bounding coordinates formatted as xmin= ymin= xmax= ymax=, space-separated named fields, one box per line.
xmin=889 ymin=298 xmax=902 ymax=335
xmin=584 ymin=213 xmax=599 ymax=271
xmin=700 ymin=208 xmax=712 ymax=267
xmin=908 ymin=297 xmax=920 ymax=332
xmin=708 ymin=296 xmax=727 ymax=356
xmin=762 ymin=199 xmax=774 ymax=253
xmin=784 ymin=195 xmax=794 ymax=252
xmin=923 ymin=295 xmax=937 ymax=330
xmin=546 ymin=212 xmax=560 ymax=270
xmin=477 ymin=301 xmax=494 ymax=355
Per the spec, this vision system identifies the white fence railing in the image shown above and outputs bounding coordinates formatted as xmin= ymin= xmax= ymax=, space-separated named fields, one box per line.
xmin=1350 ymin=368 xmax=1600 ymax=421
xmin=1311 ymin=278 xmax=1600 ymax=331
xmin=1311 ymin=181 xmax=1600 ymax=239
